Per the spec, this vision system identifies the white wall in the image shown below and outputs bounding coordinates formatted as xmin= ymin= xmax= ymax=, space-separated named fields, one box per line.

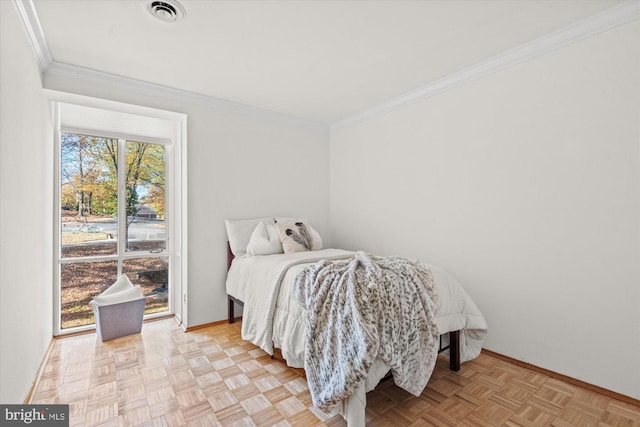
xmin=5 ymin=0 xmax=637 ymax=403
xmin=43 ymin=71 xmax=331 ymax=328
xmin=330 ymin=21 xmax=640 ymax=399
xmin=0 ymin=2 xmax=54 ymax=403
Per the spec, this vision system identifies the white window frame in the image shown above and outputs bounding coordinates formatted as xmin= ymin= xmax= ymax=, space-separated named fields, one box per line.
xmin=50 ymin=95 xmax=188 ymax=336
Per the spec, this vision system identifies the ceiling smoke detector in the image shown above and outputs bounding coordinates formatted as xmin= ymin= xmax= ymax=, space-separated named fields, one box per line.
xmin=145 ymin=0 xmax=186 ymax=22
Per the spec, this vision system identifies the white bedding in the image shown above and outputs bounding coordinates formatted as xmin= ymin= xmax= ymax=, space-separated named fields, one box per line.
xmin=225 ymin=249 xmax=488 ymax=426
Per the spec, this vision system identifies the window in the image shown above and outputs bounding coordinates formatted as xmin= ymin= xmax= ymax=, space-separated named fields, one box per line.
xmin=53 ymin=99 xmax=186 ymax=335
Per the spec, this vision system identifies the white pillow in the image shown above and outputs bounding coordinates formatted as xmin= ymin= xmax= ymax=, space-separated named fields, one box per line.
xmin=100 ymin=274 xmax=134 ymax=296
xmin=92 ymin=285 xmax=143 ymax=306
xmin=225 ymin=218 xmax=274 ymax=257
xmin=246 ymin=222 xmax=283 ymax=256
xmin=275 ymin=220 xmax=323 ymax=253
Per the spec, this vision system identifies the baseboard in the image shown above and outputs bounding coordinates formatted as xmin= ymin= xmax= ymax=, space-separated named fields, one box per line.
xmin=24 ymin=338 xmax=56 ymax=404
xmin=184 ymin=317 xmax=242 ymax=332
xmin=481 ymin=349 xmax=640 ymax=407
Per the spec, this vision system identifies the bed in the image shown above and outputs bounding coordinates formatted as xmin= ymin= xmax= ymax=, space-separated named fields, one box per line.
xmin=224 ymin=218 xmax=487 ymax=426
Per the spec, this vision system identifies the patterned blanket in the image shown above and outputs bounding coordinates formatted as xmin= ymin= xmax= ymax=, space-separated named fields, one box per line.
xmin=293 ymin=251 xmax=440 ymax=412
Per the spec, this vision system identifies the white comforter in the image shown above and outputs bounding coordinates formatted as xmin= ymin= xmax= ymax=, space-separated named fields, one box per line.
xmin=226 ymin=249 xmax=488 ymax=426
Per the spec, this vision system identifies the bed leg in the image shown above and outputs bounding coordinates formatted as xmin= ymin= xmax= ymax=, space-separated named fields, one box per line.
xmin=450 ymin=330 xmax=460 ymax=371
xmin=228 ymin=297 xmax=235 ymax=324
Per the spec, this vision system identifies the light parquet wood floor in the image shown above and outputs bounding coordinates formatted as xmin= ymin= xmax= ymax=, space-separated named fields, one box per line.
xmin=29 ymin=319 xmax=640 ymax=426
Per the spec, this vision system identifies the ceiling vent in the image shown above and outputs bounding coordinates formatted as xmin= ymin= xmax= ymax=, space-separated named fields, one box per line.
xmin=145 ymin=0 xmax=186 ymax=22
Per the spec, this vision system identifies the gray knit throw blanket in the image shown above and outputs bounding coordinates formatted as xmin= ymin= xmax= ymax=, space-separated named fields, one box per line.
xmin=293 ymin=251 xmax=440 ymax=412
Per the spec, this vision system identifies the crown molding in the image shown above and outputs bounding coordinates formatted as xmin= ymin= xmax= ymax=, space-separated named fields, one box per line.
xmin=13 ymin=0 xmax=52 ymax=72
xmin=331 ymin=1 xmax=640 ymax=131
xmin=45 ymin=62 xmax=329 ymax=131
xmin=12 ymin=0 xmax=639 ymax=132
xmin=13 ymin=1 xmax=326 ymax=131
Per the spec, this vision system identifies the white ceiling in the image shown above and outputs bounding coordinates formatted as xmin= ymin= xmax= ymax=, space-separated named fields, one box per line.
xmin=33 ymin=0 xmax=625 ymax=124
